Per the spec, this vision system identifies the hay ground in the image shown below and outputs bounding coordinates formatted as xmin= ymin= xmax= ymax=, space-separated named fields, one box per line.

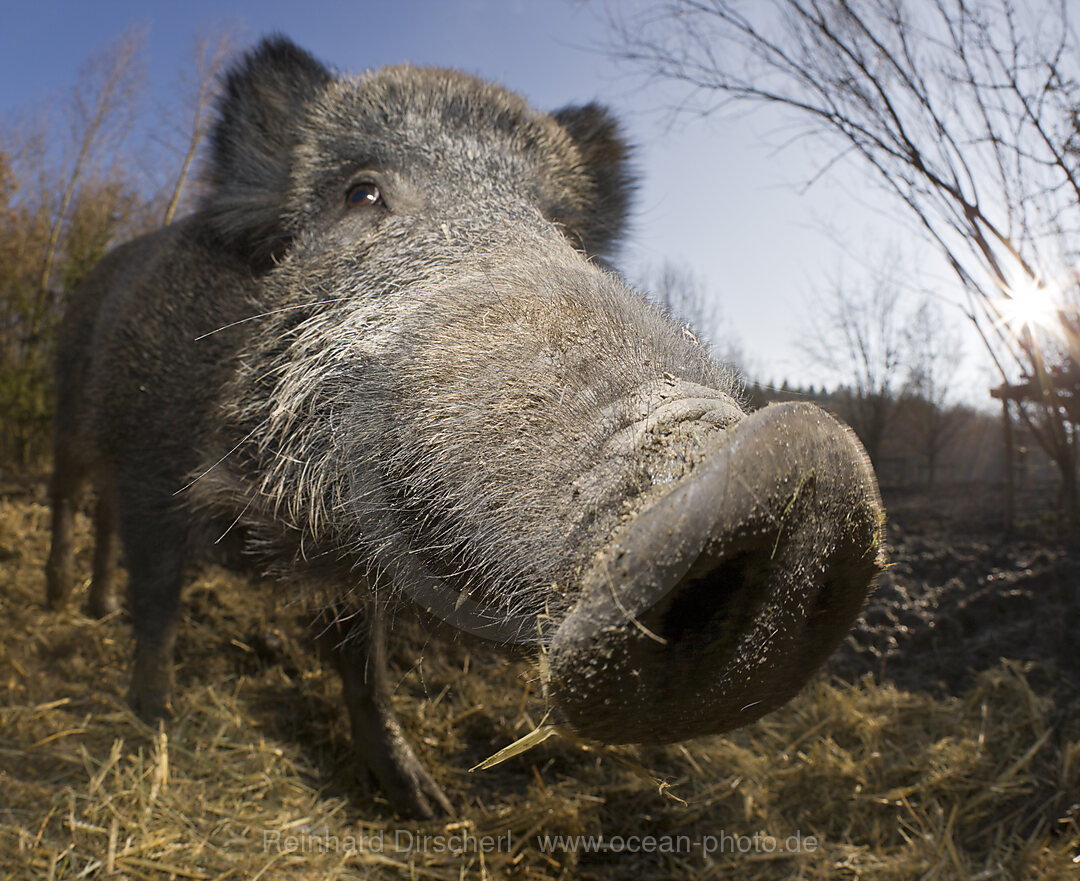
xmin=1 ymin=473 xmax=1077 ymax=880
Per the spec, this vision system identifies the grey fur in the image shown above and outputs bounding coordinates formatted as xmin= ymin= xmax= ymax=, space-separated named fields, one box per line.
xmin=46 ymin=37 xmax=883 ymax=819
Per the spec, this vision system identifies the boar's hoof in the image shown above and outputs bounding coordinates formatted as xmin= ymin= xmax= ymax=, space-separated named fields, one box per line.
xmin=354 ymin=718 xmax=453 ymax=819
xmin=548 ymin=401 xmax=885 ymax=744
xmin=87 ymin=589 xmax=122 ymax=619
xmin=44 ymin=560 xmax=74 ymax=611
xmin=130 ymin=641 xmax=176 ymax=723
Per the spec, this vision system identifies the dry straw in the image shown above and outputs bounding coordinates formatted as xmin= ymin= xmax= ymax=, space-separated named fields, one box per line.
xmin=1 ymin=488 xmax=1077 ymax=880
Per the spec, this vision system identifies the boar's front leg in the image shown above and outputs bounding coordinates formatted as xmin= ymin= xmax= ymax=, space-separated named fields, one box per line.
xmin=117 ymin=478 xmax=189 ymax=722
xmin=315 ymin=606 xmax=452 ymax=819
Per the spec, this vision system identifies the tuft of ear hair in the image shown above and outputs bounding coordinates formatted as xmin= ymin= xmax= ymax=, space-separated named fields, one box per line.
xmin=201 ymin=35 xmax=333 ymax=267
xmin=553 ymin=103 xmax=637 ymax=260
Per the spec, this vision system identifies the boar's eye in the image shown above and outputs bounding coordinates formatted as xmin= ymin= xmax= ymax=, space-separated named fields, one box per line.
xmin=346 ymin=181 xmax=382 ymax=208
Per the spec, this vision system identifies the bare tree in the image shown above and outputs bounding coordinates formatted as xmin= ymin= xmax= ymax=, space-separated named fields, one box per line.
xmin=1 ymin=30 xmax=147 ymax=463
xmin=800 ymin=256 xmax=906 ymax=464
xmin=901 ymin=297 xmax=966 ymax=485
xmin=637 ymin=258 xmax=744 ymax=367
xmin=37 ymin=27 xmax=146 ymax=314
xmin=162 ymin=27 xmax=240 ymax=225
xmin=641 ymin=258 xmax=719 ymax=334
xmin=0 ymin=25 xmax=248 ymax=463
xmin=607 ymin=0 xmax=1080 ymax=516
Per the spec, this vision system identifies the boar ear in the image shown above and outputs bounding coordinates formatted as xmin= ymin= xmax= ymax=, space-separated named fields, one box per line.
xmin=202 ymin=35 xmax=333 ymax=267
xmin=553 ymin=103 xmax=636 ymax=259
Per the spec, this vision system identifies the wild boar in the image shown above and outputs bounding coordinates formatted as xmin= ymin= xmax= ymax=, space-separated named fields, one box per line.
xmin=46 ymin=36 xmax=884 ymax=817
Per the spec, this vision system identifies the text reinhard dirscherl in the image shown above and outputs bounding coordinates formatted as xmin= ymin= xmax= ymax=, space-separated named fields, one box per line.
xmin=262 ymin=828 xmax=820 ymax=858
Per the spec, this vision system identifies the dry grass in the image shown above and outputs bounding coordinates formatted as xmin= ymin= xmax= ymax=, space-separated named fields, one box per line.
xmin=1 ymin=483 xmax=1077 ymax=880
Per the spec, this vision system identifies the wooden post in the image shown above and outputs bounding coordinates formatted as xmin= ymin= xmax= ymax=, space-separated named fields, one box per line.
xmin=1000 ymin=397 xmax=1014 ymax=532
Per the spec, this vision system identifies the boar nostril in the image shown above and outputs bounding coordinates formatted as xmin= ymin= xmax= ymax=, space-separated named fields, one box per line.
xmin=655 ymin=550 xmax=768 ymax=646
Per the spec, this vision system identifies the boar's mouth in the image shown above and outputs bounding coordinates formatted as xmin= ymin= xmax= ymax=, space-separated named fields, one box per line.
xmin=545 ymin=401 xmax=885 ymax=744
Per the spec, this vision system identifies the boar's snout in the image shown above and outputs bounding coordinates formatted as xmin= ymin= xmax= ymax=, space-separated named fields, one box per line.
xmin=547 ymin=401 xmax=885 ymax=744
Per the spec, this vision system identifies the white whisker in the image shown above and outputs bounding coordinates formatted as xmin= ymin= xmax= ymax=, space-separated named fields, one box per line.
xmin=174 ymin=422 xmax=261 ymax=495
xmin=215 ymin=492 xmax=256 ymax=544
xmin=193 ymin=297 xmax=357 ymax=341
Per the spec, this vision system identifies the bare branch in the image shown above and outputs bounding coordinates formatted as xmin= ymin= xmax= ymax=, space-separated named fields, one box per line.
xmin=37 ymin=27 xmax=146 ymax=311
xmin=162 ymin=26 xmax=240 ymax=226
xmin=605 ymin=0 xmax=1080 ymax=514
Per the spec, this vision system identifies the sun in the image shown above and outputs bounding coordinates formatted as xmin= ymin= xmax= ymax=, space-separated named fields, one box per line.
xmin=995 ymin=273 xmax=1061 ymax=337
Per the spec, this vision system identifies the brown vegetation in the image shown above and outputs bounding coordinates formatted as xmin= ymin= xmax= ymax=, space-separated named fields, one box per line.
xmin=0 ymin=28 xmax=232 ymax=466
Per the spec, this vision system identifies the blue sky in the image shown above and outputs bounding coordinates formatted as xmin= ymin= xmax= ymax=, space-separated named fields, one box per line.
xmin=0 ymin=0 xmax=984 ymax=397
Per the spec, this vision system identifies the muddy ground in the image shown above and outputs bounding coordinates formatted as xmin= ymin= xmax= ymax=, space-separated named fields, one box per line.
xmin=831 ymin=481 xmax=1079 ymax=706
